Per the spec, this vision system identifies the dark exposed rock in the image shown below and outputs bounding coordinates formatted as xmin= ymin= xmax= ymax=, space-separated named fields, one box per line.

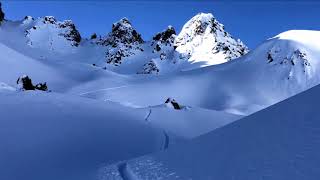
xmin=58 ymin=20 xmax=81 ymax=46
xmin=90 ymin=33 xmax=97 ymax=39
xmin=137 ymin=60 xmax=160 ymax=75
xmin=267 ymin=52 xmax=274 ymax=63
xmin=35 ymin=83 xmax=48 ymax=91
xmin=99 ymin=18 xmax=144 ymax=47
xmin=152 ymin=26 xmax=176 ymax=52
xmin=165 ymin=98 xmax=182 ymax=110
xmin=97 ymin=18 xmax=144 ymax=66
xmin=17 ymin=75 xmax=35 ymax=91
xmin=17 ymin=75 xmax=48 ymax=91
xmin=153 ymin=26 xmax=176 ymax=43
xmin=0 ymin=2 xmax=5 ymax=23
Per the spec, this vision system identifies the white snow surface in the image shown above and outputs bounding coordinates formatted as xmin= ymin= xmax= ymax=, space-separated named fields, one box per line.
xmin=103 ymin=83 xmax=320 ymax=180
xmin=90 ymin=30 xmax=320 ymax=115
xmin=0 ymin=8 xmax=320 ymax=180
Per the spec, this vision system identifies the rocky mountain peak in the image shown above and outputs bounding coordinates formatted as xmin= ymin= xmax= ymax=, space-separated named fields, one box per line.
xmin=151 ymin=26 xmax=176 ymax=53
xmin=174 ymin=13 xmax=248 ymax=67
xmin=153 ymin=25 xmax=176 ymax=43
xmin=97 ymin=18 xmax=144 ymax=66
xmin=103 ymin=17 xmax=144 ymax=47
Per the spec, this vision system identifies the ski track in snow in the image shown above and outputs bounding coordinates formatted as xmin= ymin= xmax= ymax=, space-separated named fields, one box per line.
xmin=163 ymin=131 xmax=170 ymax=150
xmin=78 ymin=85 xmax=129 ymax=96
xmin=117 ymin=162 xmax=139 ymax=180
xmin=144 ymin=109 xmax=152 ymax=122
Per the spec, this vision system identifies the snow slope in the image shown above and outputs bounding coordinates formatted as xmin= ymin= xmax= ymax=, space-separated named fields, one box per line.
xmin=89 ymin=30 xmax=320 ymax=115
xmin=1 ymin=5 xmax=320 ymax=180
xmin=0 ymin=91 xmax=165 ymax=180
xmin=0 ymin=90 xmax=242 ymax=180
xmin=102 ymin=81 xmax=320 ymax=180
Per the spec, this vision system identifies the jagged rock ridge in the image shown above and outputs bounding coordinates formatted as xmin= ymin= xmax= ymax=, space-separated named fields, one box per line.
xmin=97 ymin=18 xmax=144 ymax=66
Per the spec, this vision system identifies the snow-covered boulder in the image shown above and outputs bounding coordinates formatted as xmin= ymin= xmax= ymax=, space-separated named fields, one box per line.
xmin=24 ymin=16 xmax=81 ymax=53
xmin=174 ymin=13 xmax=248 ymax=67
xmin=97 ymin=18 xmax=144 ymax=66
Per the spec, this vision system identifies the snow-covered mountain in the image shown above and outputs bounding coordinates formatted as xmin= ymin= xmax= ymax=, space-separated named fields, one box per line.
xmin=23 ymin=16 xmax=81 ymax=53
xmin=1 ymin=3 xmax=320 ymax=180
xmin=95 ymin=18 xmax=144 ymax=66
xmin=89 ymin=30 xmax=320 ymax=115
xmin=175 ymin=13 xmax=248 ymax=69
xmin=0 ymin=11 xmax=249 ymax=75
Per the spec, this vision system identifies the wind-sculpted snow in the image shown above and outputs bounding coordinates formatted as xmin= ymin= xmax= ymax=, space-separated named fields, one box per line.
xmin=103 ymin=83 xmax=320 ymax=180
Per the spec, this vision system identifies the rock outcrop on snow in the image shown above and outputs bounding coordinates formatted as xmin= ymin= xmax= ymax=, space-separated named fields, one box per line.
xmin=0 ymin=2 xmax=5 ymax=23
xmin=17 ymin=75 xmax=48 ymax=91
xmin=137 ymin=60 xmax=160 ymax=75
xmin=165 ymin=98 xmax=182 ymax=110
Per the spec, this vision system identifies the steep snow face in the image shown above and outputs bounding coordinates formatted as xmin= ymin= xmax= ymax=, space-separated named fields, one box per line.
xmin=103 ymin=83 xmax=320 ymax=180
xmin=175 ymin=13 xmax=248 ymax=68
xmin=23 ymin=16 xmax=81 ymax=53
xmin=97 ymin=18 xmax=144 ymax=66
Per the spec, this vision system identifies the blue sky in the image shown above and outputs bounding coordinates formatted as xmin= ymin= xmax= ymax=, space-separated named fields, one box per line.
xmin=2 ymin=0 xmax=320 ymax=48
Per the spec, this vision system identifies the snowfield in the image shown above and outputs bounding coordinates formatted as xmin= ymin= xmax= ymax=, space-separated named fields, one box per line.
xmin=1 ymin=3 xmax=320 ymax=180
xmin=87 ymin=30 xmax=320 ymax=115
xmin=102 ymin=83 xmax=320 ymax=180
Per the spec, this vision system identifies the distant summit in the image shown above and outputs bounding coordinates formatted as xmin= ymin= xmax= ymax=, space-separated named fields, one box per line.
xmin=174 ymin=13 xmax=248 ymax=67
xmin=97 ymin=18 xmax=144 ymax=66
